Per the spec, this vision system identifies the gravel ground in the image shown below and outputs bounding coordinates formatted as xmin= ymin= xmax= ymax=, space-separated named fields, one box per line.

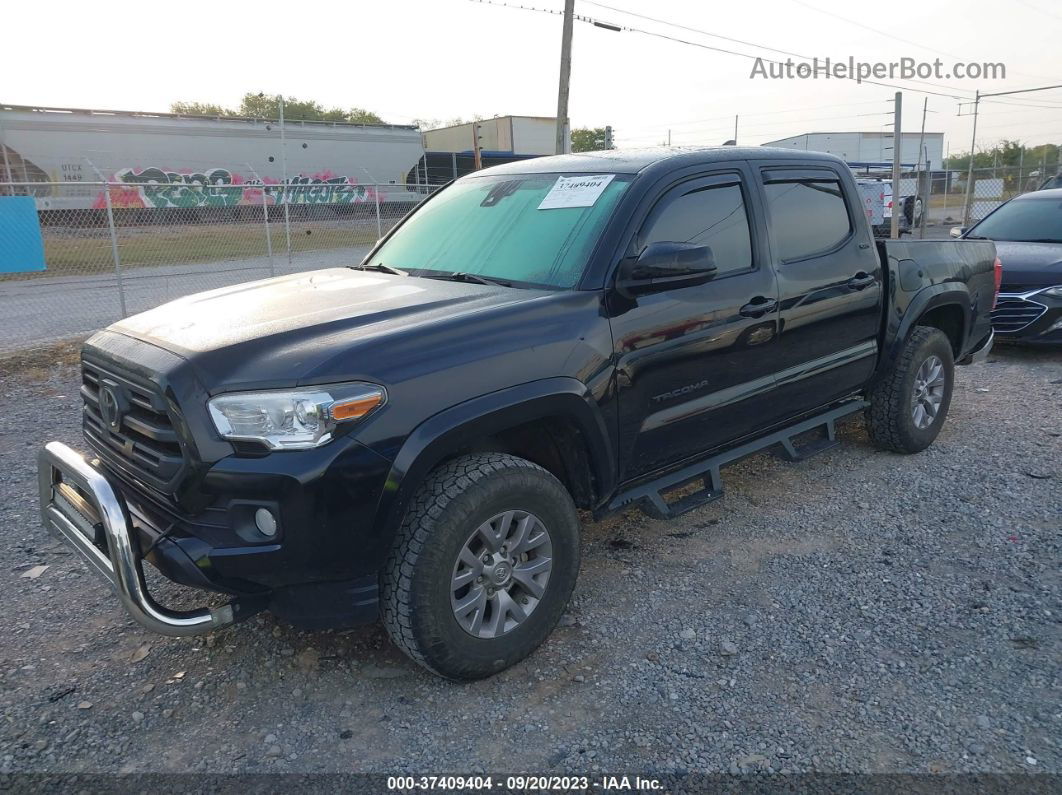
xmin=0 ymin=345 xmax=1058 ymax=776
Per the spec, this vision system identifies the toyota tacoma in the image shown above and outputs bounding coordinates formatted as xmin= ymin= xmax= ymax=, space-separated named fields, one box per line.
xmin=39 ymin=148 xmax=998 ymax=679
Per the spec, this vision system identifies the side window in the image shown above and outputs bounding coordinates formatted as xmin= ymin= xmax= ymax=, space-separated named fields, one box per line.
xmin=763 ymin=176 xmax=852 ymax=261
xmin=641 ymin=181 xmax=753 ymax=276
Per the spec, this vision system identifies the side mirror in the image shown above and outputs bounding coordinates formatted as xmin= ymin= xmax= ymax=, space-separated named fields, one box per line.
xmin=950 ymin=226 xmax=967 ymax=239
xmin=616 ymin=242 xmax=718 ymax=297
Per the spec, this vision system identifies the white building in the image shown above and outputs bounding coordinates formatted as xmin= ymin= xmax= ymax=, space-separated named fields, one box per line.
xmin=761 ymin=131 xmax=945 ymax=169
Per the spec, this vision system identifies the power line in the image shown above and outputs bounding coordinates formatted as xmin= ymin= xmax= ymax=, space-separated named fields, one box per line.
xmin=623 ymin=110 xmax=896 ymax=139
xmin=788 ymin=0 xmax=969 ymax=62
xmin=618 ymin=26 xmax=972 ymax=99
xmin=470 ymin=0 xmax=974 ymax=100
xmin=982 ymin=95 xmax=1062 ymax=109
xmin=579 ymin=0 xmax=809 ymax=61
xmin=579 ymin=0 xmax=975 ymax=96
xmin=621 ymin=103 xmax=890 ymax=134
xmin=789 ymin=0 xmax=1054 ymax=81
xmin=1013 ymin=0 xmax=1062 ymax=22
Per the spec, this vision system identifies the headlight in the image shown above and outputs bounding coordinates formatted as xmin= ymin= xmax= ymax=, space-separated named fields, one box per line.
xmin=1037 ymin=285 xmax=1062 ymax=299
xmin=208 ymin=383 xmax=385 ymax=450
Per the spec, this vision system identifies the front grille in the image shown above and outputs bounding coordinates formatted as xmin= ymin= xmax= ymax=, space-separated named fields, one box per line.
xmin=991 ymin=295 xmax=1048 ymax=334
xmin=81 ymin=359 xmax=185 ymax=492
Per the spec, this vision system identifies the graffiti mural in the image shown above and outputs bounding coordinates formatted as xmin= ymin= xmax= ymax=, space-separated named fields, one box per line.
xmin=93 ymin=167 xmax=378 ymax=209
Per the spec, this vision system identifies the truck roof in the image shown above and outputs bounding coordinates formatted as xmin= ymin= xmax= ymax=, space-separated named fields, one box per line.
xmin=475 ymin=146 xmax=846 ymax=176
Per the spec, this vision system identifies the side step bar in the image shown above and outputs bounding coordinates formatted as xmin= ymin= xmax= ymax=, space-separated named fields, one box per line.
xmin=605 ymin=400 xmax=868 ymax=521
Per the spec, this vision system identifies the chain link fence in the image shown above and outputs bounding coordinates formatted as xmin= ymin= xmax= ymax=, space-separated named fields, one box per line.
xmin=885 ymin=165 xmax=1051 ymax=237
xmin=954 ymin=165 xmax=1047 ymax=228
xmin=0 ymin=181 xmax=436 ymax=353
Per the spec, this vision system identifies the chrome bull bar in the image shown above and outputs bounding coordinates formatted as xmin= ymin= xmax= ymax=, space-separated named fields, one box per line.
xmin=38 ymin=441 xmax=235 ymax=636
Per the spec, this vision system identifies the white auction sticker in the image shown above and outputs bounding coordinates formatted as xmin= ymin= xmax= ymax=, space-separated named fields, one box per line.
xmin=538 ymin=174 xmax=616 ymax=210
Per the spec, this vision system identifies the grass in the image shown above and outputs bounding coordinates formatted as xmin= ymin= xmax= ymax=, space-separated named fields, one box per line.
xmin=4 ymin=222 xmax=379 ymax=281
xmin=0 ymin=336 xmax=85 ymax=381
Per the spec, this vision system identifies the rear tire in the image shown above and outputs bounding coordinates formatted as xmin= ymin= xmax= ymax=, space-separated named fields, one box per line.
xmin=865 ymin=326 xmax=954 ymax=453
xmin=381 ymin=453 xmax=581 ymax=680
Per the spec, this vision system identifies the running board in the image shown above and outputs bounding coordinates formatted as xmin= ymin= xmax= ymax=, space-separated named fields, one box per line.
xmin=604 ymin=400 xmax=868 ymax=521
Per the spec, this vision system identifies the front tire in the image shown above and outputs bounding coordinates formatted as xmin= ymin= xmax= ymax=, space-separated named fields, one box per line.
xmin=381 ymin=453 xmax=581 ymax=680
xmin=865 ymin=326 xmax=954 ymax=453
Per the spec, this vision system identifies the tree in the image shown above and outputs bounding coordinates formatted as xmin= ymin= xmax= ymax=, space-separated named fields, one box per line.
xmin=169 ymin=94 xmax=385 ymax=124
xmin=571 ymin=127 xmax=609 ymax=152
xmin=411 ymin=115 xmax=486 ymax=130
xmin=347 ymin=107 xmax=385 ymax=124
xmin=170 ymin=101 xmax=230 ymax=117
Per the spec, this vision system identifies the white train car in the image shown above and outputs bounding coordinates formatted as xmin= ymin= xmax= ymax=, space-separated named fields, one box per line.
xmin=0 ymin=104 xmax=426 ymax=211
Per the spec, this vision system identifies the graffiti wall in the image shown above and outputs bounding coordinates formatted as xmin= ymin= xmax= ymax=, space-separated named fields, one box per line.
xmin=93 ymin=167 xmax=379 ymax=210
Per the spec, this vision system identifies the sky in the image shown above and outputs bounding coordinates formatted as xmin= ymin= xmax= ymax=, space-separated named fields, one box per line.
xmin=2 ymin=0 xmax=1060 ymax=155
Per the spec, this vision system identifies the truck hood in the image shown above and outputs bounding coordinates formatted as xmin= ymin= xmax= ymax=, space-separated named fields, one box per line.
xmin=993 ymin=241 xmax=1062 ymax=289
xmin=109 ymin=268 xmax=541 ymax=390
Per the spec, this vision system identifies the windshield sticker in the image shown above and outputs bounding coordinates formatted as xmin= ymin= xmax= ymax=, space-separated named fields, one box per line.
xmin=538 ymin=174 xmax=616 ymax=210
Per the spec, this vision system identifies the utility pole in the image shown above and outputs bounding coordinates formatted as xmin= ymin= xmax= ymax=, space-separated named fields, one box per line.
xmin=915 ymin=98 xmax=927 ymax=238
xmin=961 ymin=91 xmax=980 ymax=228
xmin=555 ymin=0 xmax=575 ymax=155
xmin=890 ymin=92 xmax=902 ymax=240
xmin=957 ymin=84 xmax=1062 ymax=224
xmin=278 ymin=94 xmax=292 ymax=266
xmin=667 ymin=129 xmax=671 ymax=147
xmin=472 ymin=121 xmax=483 ymax=170
xmin=734 ymin=115 xmax=739 ymax=145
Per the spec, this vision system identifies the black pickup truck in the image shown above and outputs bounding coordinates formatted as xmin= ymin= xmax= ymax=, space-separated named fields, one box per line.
xmin=39 ymin=147 xmax=998 ymax=680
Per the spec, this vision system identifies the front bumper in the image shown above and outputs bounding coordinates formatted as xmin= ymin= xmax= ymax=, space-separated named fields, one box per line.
xmin=38 ymin=441 xmax=263 ymax=636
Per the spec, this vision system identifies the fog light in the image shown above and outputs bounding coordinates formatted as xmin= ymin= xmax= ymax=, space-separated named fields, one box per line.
xmin=254 ymin=507 xmax=278 ymax=537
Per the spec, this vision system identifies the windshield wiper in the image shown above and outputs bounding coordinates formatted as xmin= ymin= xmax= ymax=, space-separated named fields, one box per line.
xmin=444 ymin=271 xmax=514 ymax=288
xmin=1025 ymin=238 xmax=1062 ymax=244
xmin=352 ymin=263 xmax=407 ymax=276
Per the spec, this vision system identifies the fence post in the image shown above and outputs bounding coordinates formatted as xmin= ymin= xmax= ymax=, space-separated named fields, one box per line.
xmin=102 ymin=183 xmax=128 ymax=318
xmin=374 ymin=186 xmax=383 ymax=241
xmin=261 ymin=187 xmax=276 ymax=277
xmin=920 ymin=159 xmax=930 ymax=239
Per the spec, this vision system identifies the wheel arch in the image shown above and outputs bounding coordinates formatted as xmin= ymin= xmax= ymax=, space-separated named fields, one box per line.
xmin=877 ymin=285 xmax=971 ymax=380
xmin=373 ymin=377 xmax=616 ymax=545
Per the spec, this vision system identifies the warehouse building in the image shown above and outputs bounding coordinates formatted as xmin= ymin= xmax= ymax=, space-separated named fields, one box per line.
xmin=762 ymin=131 xmax=945 ymax=169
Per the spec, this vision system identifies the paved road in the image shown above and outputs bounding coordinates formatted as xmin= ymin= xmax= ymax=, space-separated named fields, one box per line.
xmin=0 ymin=246 xmax=372 ymax=353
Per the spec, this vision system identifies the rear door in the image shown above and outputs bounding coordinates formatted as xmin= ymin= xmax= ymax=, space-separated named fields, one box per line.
xmin=610 ymin=167 xmax=781 ymax=481
xmin=754 ymin=163 xmax=883 ymax=412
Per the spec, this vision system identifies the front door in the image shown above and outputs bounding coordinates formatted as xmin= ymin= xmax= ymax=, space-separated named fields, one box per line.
xmin=610 ymin=169 xmax=781 ymax=482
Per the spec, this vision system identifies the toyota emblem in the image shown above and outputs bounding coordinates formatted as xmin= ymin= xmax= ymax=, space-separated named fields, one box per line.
xmin=98 ymin=381 xmax=126 ymax=431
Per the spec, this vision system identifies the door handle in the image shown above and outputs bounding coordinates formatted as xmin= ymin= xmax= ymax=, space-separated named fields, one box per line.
xmin=847 ymin=273 xmax=876 ymax=291
xmin=739 ymin=296 xmax=777 ymax=318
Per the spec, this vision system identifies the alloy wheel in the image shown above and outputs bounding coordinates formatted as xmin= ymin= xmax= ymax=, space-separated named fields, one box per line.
xmin=911 ymin=354 xmax=946 ymax=429
xmin=450 ymin=510 xmax=553 ymax=639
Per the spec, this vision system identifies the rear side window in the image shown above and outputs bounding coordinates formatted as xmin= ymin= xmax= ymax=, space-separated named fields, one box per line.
xmin=763 ymin=177 xmax=851 ymax=261
xmin=641 ymin=181 xmax=753 ymax=276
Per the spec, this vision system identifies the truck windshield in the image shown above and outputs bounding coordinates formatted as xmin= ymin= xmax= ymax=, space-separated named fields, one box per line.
xmin=971 ymin=197 xmax=1062 ymax=243
xmin=365 ymin=173 xmax=631 ymax=288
